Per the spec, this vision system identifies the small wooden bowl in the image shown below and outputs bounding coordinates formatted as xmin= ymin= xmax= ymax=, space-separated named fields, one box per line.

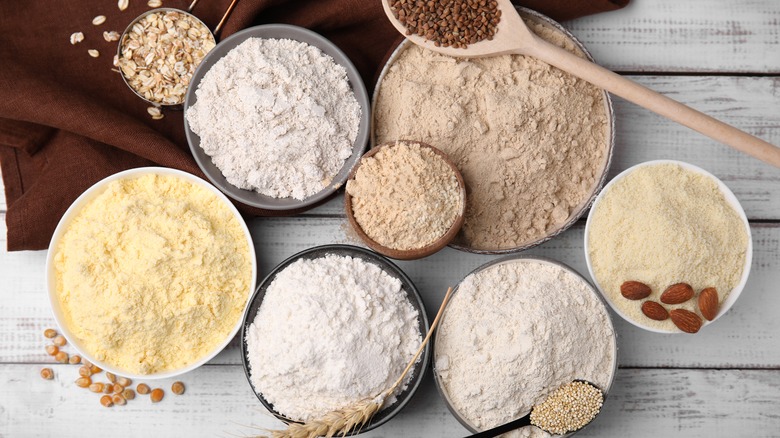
xmin=344 ymin=140 xmax=467 ymax=260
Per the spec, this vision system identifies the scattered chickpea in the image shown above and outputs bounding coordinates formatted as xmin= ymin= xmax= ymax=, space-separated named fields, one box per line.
xmin=150 ymin=388 xmax=164 ymax=403
xmin=43 ymin=328 xmax=57 ymax=338
xmin=136 ymin=383 xmax=151 ymax=395
xmin=100 ymin=395 xmax=114 ymax=407
xmin=45 ymin=345 xmax=59 ymax=356
xmin=90 ymin=364 xmax=102 ymax=374
xmin=75 ymin=376 xmax=92 ymax=388
xmin=171 ymin=381 xmax=185 ymax=395
xmin=104 ymin=384 xmax=114 ymax=394
xmin=122 ymin=388 xmax=136 ymax=400
xmin=112 ymin=393 xmax=127 ymax=406
xmin=69 ymin=355 xmax=82 ymax=365
xmin=40 ymin=368 xmax=54 ymax=380
xmin=89 ymin=383 xmax=105 ymax=393
xmin=52 ymin=335 xmax=67 ymax=347
xmin=78 ymin=365 xmax=92 ymax=377
xmin=106 ymin=372 xmax=117 ymax=383
xmin=112 ymin=384 xmax=124 ymax=394
xmin=55 ymin=351 xmax=69 ymax=364
xmin=82 ymin=359 xmax=92 ymax=368
xmin=117 ymin=377 xmax=132 ymax=387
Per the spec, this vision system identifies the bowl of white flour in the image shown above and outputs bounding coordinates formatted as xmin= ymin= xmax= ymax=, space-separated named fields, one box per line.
xmin=184 ymin=25 xmax=370 ymax=210
xmin=240 ymin=245 xmax=430 ymax=434
xmin=433 ymin=255 xmax=618 ymax=437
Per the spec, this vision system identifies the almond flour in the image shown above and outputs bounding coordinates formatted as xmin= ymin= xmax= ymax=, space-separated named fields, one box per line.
xmin=374 ymin=17 xmax=609 ymax=251
xmin=587 ymin=163 xmax=749 ymax=331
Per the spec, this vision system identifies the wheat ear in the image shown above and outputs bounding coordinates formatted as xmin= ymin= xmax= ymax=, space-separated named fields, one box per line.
xmin=254 ymin=287 xmax=455 ymax=438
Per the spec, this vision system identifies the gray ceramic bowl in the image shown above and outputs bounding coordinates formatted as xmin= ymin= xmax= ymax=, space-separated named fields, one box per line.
xmin=184 ymin=25 xmax=370 ymax=211
xmin=240 ymin=244 xmax=430 ymax=435
xmin=432 ymin=255 xmax=618 ymax=436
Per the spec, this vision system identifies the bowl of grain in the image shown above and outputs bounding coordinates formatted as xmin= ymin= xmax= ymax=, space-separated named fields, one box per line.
xmin=240 ymin=244 xmax=430 ymax=435
xmin=184 ymin=24 xmax=370 ymax=211
xmin=372 ymin=6 xmax=615 ymax=255
xmin=584 ymin=160 xmax=752 ymax=334
xmin=46 ymin=167 xmax=257 ymax=379
xmin=432 ymin=255 xmax=618 ymax=435
xmin=344 ymin=140 xmax=467 ymax=260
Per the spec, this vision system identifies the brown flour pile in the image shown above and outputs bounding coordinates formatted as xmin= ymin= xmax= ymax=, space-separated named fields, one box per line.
xmin=374 ymin=18 xmax=610 ymax=250
xmin=346 ymin=141 xmax=463 ymax=250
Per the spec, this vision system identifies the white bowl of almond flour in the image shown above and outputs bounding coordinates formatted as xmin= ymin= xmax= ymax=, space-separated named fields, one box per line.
xmin=372 ymin=7 xmax=614 ymax=254
xmin=585 ymin=160 xmax=752 ymax=334
xmin=433 ymin=256 xmax=617 ymax=437
xmin=184 ymin=25 xmax=370 ymax=211
xmin=240 ymin=245 xmax=429 ymax=434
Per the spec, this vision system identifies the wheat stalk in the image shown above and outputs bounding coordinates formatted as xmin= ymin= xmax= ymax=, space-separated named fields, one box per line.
xmin=253 ymin=287 xmax=455 ymax=438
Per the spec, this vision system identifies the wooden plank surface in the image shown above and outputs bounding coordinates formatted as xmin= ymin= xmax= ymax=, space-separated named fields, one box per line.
xmin=565 ymin=0 xmax=780 ymax=73
xmin=2 ymin=364 xmax=778 ymax=437
xmin=3 ymin=215 xmax=779 ymax=369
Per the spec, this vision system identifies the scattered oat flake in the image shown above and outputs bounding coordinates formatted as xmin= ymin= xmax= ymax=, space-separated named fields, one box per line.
xmin=88 ymin=49 xmax=100 ymax=58
xmin=103 ymin=31 xmax=120 ymax=42
xmin=147 ymin=106 xmax=164 ymax=119
xmin=147 ymin=0 xmax=162 ymax=7
xmin=113 ymin=54 xmax=120 ymax=66
xmin=118 ymin=0 xmax=129 ymax=11
xmin=92 ymin=15 xmax=107 ymax=26
xmin=70 ymin=32 xmax=85 ymax=45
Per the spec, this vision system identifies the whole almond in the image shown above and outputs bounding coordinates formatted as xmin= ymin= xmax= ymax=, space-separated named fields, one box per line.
xmin=620 ymin=281 xmax=651 ymax=300
xmin=641 ymin=301 xmax=669 ymax=321
xmin=670 ymin=309 xmax=703 ymax=334
xmin=698 ymin=287 xmax=719 ymax=321
xmin=660 ymin=283 xmax=694 ymax=304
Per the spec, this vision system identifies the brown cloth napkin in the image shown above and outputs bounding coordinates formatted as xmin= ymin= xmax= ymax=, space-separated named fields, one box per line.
xmin=0 ymin=0 xmax=628 ymax=251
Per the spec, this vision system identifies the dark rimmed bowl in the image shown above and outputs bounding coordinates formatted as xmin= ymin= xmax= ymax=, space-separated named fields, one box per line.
xmin=184 ymin=24 xmax=370 ymax=211
xmin=344 ymin=140 xmax=467 ymax=260
xmin=240 ymin=244 xmax=430 ymax=435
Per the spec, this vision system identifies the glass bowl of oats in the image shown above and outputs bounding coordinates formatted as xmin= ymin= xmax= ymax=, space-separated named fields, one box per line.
xmin=117 ymin=8 xmax=216 ymax=108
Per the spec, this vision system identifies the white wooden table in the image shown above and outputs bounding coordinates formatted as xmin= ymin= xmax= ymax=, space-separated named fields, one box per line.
xmin=2 ymin=1 xmax=779 ymax=436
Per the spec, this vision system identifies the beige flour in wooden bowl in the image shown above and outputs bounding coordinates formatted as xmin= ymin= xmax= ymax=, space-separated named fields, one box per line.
xmin=373 ymin=10 xmax=612 ymax=252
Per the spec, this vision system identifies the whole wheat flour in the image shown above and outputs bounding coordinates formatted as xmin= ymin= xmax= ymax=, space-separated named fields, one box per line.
xmin=187 ymin=38 xmax=361 ymax=200
xmin=588 ymin=163 xmax=749 ymax=331
xmin=435 ymin=260 xmax=615 ymax=438
xmin=246 ymin=255 xmax=421 ymax=421
xmin=374 ymin=18 xmax=609 ymax=250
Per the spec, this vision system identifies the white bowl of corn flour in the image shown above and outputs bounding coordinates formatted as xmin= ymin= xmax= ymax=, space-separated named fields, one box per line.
xmin=241 ymin=245 xmax=429 ymax=433
xmin=433 ymin=256 xmax=617 ymax=437
xmin=184 ymin=24 xmax=370 ymax=211
xmin=46 ymin=168 xmax=257 ymax=379
xmin=372 ymin=7 xmax=614 ymax=254
xmin=585 ymin=160 xmax=752 ymax=334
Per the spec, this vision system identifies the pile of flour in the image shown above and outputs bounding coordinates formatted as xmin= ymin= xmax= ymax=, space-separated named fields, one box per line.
xmin=246 ymin=255 xmax=421 ymax=421
xmin=186 ymin=38 xmax=361 ymax=200
xmin=435 ymin=260 xmax=615 ymax=438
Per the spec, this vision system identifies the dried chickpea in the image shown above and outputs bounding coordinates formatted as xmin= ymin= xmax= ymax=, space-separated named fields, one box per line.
xmin=89 ymin=383 xmax=105 ymax=393
xmin=43 ymin=328 xmax=57 ymax=338
xmin=150 ymin=388 xmax=164 ymax=403
xmin=52 ymin=335 xmax=67 ymax=347
xmin=112 ymin=383 xmax=124 ymax=394
xmin=82 ymin=359 xmax=92 ymax=368
xmin=90 ymin=364 xmax=102 ymax=374
xmin=100 ymin=395 xmax=114 ymax=407
xmin=78 ymin=365 xmax=92 ymax=377
xmin=106 ymin=372 xmax=117 ymax=383
xmin=45 ymin=345 xmax=59 ymax=356
xmin=122 ymin=388 xmax=136 ymax=400
xmin=75 ymin=376 xmax=92 ymax=388
xmin=117 ymin=377 xmax=132 ymax=387
xmin=136 ymin=383 xmax=151 ymax=395
xmin=55 ymin=351 xmax=69 ymax=364
xmin=171 ymin=381 xmax=185 ymax=395
xmin=104 ymin=384 xmax=114 ymax=394
xmin=112 ymin=394 xmax=127 ymax=406
xmin=69 ymin=355 xmax=82 ymax=365
xmin=40 ymin=368 xmax=54 ymax=380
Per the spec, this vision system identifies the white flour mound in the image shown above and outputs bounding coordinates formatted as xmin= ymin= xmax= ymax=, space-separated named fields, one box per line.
xmin=187 ymin=38 xmax=361 ymax=200
xmin=246 ymin=255 xmax=421 ymax=421
xmin=435 ymin=260 xmax=615 ymax=438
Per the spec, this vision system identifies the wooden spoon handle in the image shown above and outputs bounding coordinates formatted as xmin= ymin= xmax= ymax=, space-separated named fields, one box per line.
xmin=525 ymin=38 xmax=780 ymax=168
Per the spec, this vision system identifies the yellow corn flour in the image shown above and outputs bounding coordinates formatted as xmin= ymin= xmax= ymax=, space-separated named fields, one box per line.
xmin=53 ymin=173 xmax=253 ymax=374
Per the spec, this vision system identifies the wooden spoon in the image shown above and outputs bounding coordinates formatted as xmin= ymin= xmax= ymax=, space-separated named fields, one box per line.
xmin=382 ymin=0 xmax=780 ymax=168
